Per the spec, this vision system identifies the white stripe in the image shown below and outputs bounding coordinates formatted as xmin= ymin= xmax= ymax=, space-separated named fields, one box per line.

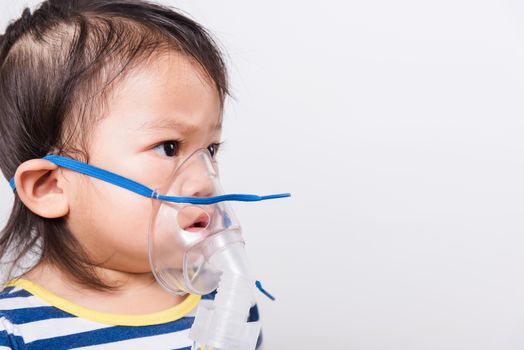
xmin=0 ymin=295 xmax=46 ymax=310
xmin=0 ymin=346 xmax=12 ymax=350
xmin=72 ymin=327 xmax=192 ymax=350
xmin=0 ymin=317 xmax=22 ymax=338
xmin=17 ymin=317 xmax=112 ymax=343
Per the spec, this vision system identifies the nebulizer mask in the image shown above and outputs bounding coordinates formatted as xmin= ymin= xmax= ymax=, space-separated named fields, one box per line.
xmin=9 ymin=148 xmax=290 ymax=350
xmin=150 ymin=147 xmax=284 ymax=349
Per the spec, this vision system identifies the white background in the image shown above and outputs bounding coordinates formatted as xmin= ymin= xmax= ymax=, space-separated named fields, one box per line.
xmin=3 ymin=1 xmax=524 ymax=349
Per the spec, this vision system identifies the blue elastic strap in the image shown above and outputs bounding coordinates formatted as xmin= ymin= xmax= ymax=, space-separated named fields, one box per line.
xmin=9 ymin=155 xmax=291 ymax=205
xmin=255 ymin=280 xmax=276 ymax=301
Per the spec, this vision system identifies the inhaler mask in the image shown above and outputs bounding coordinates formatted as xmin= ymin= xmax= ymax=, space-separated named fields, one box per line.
xmin=149 ymin=149 xmax=269 ymax=349
xmin=148 ymin=148 xmax=244 ymax=295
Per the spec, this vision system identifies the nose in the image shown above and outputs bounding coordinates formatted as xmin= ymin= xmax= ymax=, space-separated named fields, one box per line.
xmin=181 ymin=176 xmax=214 ymax=198
xmin=178 ymin=159 xmax=215 ymax=198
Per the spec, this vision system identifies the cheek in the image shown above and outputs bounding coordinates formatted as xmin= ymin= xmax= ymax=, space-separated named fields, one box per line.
xmin=68 ymin=177 xmax=154 ymax=270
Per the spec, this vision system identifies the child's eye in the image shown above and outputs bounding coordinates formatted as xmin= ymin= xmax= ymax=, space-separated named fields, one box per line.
xmin=207 ymin=143 xmax=222 ymax=158
xmin=153 ymin=140 xmax=180 ymax=157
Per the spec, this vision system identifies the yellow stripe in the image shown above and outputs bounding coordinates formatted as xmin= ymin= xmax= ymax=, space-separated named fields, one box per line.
xmin=6 ymin=278 xmax=201 ymax=326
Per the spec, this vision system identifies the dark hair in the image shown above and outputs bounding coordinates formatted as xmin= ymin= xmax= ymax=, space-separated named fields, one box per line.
xmin=0 ymin=0 xmax=229 ymax=290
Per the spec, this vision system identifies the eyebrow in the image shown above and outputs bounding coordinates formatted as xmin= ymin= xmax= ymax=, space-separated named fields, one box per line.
xmin=138 ymin=116 xmax=222 ymax=134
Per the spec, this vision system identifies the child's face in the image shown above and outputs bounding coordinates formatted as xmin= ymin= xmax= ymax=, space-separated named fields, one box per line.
xmin=63 ymin=53 xmax=222 ymax=274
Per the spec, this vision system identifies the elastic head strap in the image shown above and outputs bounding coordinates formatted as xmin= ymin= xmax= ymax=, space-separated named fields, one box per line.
xmin=8 ymin=155 xmax=291 ymax=205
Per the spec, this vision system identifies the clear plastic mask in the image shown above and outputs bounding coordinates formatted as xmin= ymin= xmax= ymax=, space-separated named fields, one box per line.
xmin=148 ymin=148 xmax=244 ymax=295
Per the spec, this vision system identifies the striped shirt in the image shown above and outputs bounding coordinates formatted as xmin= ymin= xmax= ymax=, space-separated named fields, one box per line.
xmin=0 ymin=278 xmax=262 ymax=349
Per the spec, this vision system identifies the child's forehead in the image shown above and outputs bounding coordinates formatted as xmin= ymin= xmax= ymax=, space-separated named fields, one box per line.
xmin=100 ymin=53 xmax=222 ymax=136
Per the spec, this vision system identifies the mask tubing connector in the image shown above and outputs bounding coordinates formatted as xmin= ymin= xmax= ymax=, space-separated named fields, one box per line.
xmin=151 ymin=190 xmax=160 ymax=200
xmin=189 ymin=240 xmax=260 ymax=350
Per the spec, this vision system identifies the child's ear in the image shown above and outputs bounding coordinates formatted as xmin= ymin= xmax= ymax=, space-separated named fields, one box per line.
xmin=13 ymin=159 xmax=69 ymax=218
